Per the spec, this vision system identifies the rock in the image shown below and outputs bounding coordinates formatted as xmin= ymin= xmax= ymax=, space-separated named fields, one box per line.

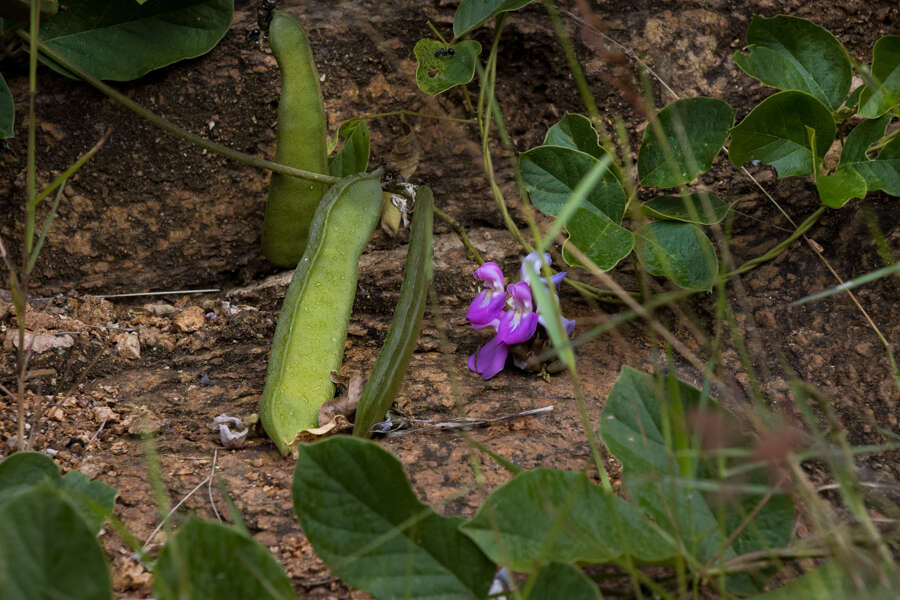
xmin=115 ymin=332 xmax=141 ymax=359
xmin=92 ymin=405 xmax=119 ymax=423
xmin=5 ymin=331 xmax=74 ymax=353
xmin=173 ymin=306 xmax=205 ymax=332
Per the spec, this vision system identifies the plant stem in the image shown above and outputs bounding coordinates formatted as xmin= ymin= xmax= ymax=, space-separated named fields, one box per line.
xmin=22 ymin=32 xmax=339 ymax=186
xmin=725 ymin=206 xmax=825 ymax=278
xmin=434 ymin=206 xmax=484 ymax=265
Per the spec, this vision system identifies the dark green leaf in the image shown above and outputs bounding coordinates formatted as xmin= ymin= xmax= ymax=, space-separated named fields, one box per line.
xmin=0 ymin=452 xmax=60 ymax=505
xmin=858 ymin=35 xmax=900 ymax=118
xmin=521 ymin=146 xmax=625 ymax=222
xmin=729 ymin=91 xmax=835 ymax=177
xmin=460 ymin=468 xmax=677 ymax=571
xmin=840 ymin=114 xmax=891 ymax=164
xmin=732 ymin=15 xmax=852 ymax=111
xmin=414 ymin=39 xmax=481 ymax=95
xmin=529 ymin=563 xmax=601 ymax=600
xmin=453 ymin=0 xmax=534 ymax=37
xmin=750 ymin=561 xmax=896 ymax=599
xmin=293 ymin=437 xmax=495 ymax=600
xmin=153 ymin=517 xmax=293 ymax=600
xmin=39 ymin=0 xmax=233 ymax=81
xmin=641 ymin=193 xmax=730 ymax=224
xmin=562 ymin=206 xmax=634 ymax=271
xmin=328 ymin=119 xmax=370 ymax=177
xmin=636 ymin=221 xmax=718 ymax=290
xmin=545 ymin=113 xmax=605 ymax=160
xmin=0 ymin=73 xmax=13 ymax=138
xmin=60 ymin=470 xmax=118 ymax=536
xmin=638 ymin=97 xmax=734 ymax=187
xmin=816 ymin=167 xmax=867 ymax=208
xmin=0 ymin=483 xmax=112 ymax=599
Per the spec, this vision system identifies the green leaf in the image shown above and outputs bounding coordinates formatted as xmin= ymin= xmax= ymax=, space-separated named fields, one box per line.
xmin=521 ymin=146 xmax=626 ymax=222
xmin=0 ymin=73 xmax=13 ymax=138
xmin=60 ymin=470 xmax=118 ymax=536
xmin=293 ymin=437 xmax=495 ymax=600
xmin=840 ymin=114 xmax=891 ymax=164
xmin=545 ymin=113 xmax=605 ymax=160
xmin=39 ymin=0 xmax=233 ymax=81
xmin=641 ymin=193 xmax=730 ymax=225
xmin=732 ymin=15 xmax=852 ymax=111
xmin=0 ymin=452 xmax=60 ymax=505
xmin=529 ymin=563 xmax=602 ymax=600
xmin=750 ymin=561 xmax=896 ymax=599
xmin=153 ymin=517 xmax=293 ymax=600
xmin=729 ymin=91 xmax=835 ymax=177
xmin=638 ymin=97 xmax=734 ymax=187
xmin=460 ymin=468 xmax=677 ymax=572
xmin=414 ymin=39 xmax=481 ymax=95
xmin=636 ymin=221 xmax=718 ymax=290
xmin=858 ymin=35 xmax=900 ymax=118
xmin=0 ymin=483 xmax=112 ymax=599
xmin=562 ymin=206 xmax=634 ymax=271
xmin=816 ymin=167 xmax=867 ymax=208
xmin=453 ymin=0 xmax=534 ymax=37
xmin=328 ymin=119 xmax=370 ymax=177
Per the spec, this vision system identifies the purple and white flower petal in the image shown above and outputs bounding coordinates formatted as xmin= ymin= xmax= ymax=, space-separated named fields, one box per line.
xmin=520 ymin=252 xmax=552 ymax=281
xmin=467 ymin=336 xmax=509 ymax=379
xmin=466 ymin=262 xmax=506 ymax=327
xmin=497 ymin=281 xmax=539 ymax=344
xmin=537 ymin=313 xmax=576 ymax=337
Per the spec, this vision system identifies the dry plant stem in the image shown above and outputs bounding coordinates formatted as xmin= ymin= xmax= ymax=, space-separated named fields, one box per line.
xmin=361 ymin=109 xmax=474 ymax=125
xmin=542 ymin=0 xmax=600 ymax=122
xmin=23 ymin=34 xmax=339 ymax=187
xmin=433 ymin=206 xmax=484 ymax=265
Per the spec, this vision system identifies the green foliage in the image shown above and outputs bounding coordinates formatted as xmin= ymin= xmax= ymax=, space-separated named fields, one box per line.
xmin=38 ymin=0 xmax=233 ymax=81
xmin=529 ymin=563 xmax=602 ymax=600
xmin=453 ymin=0 xmax=534 ymax=38
xmin=732 ymin=15 xmax=852 ymax=111
xmin=637 ymin=97 xmax=734 ymax=187
xmin=636 ymin=221 xmax=719 ymax=290
xmin=0 ymin=73 xmax=13 ymax=138
xmin=561 ymin=207 xmax=634 ymax=271
xmin=153 ymin=517 xmax=294 ymax=600
xmin=815 ymin=167 xmax=867 ymax=208
xmin=840 ymin=117 xmax=900 ymax=196
xmin=328 ymin=119 xmax=371 ymax=177
xmin=858 ymin=35 xmax=900 ymax=118
xmin=641 ymin=193 xmax=730 ymax=225
xmin=749 ymin=561 xmax=897 ymax=599
xmin=292 ymin=437 xmax=495 ymax=600
xmin=414 ymin=39 xmax=482 ymax=95
xmin=544 ymin=113 xmax=606 ymax=159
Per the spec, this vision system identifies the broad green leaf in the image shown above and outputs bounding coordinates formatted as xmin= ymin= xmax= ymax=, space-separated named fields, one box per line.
xmin=840 ymin=121 xmax=900 ymax=196
xmin=0 ymin=452 xmax=117 ymax=536
xmin=638 ymin=97 xmax=734 ymax=187
xmin=816 ymin=167 xmax=867 ymax=208
xmin=60 ymin=470 xmax=118 ymax=536
xmin=0 ymin=483 xmax=112 ymax=599
xmin=414 ymin=39 xmax=481 ymax=95
xmin=750 ymin=561 xmax=896 ymax=599
xmin=545 ymin=113 xmax=605 ymax=160
xmin=529 ymin=563 xmax=601 ymax=600
xmin=39 ymin=0 xmax=233 ymax=81
xmin=858 ymin=35 xmax=900 ymax=118
xmin=453 ymin=0 xmax=534 ymax=37
xmin=732 ymin=15 xmax=852 ymax=111
xmin=0 ymin=73 xmax=12 ymax=138
xmin=328 ymin=119 xmax=370 ymax=177
xmin=636 ymin=221 xmax=718 ymax=290
xmin=460 ymin=468 xmax=677 ymax=572
xmin=153 ymin=517 xmax=293 ymax=600
xmin=561 ymin=206 xmax=634 ymax=271
xmin=293 ymin=437 xmax=495 ymax=600
xmin=839 ymin=114 xmax=891 ymax=164
xmin=521 ymin=146 xmax=625 ymax=222
xmin=729 ymin=91 xmax=835 ymax=177
xmin=641 ymin=193 xmax=730 ymax=225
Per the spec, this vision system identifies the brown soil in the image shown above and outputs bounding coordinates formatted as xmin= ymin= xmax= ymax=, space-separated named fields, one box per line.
xmin=1 ymin=0 xmax=897 ymax=597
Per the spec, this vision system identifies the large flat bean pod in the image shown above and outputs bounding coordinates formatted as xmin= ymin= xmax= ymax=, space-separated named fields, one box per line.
xmin=261 ymin=10 xmax=329 ymax=267
xmin=261 ymin=172 xmax=382 ymax=455
xmin=353 ymin=187 xmax=434 ymax=437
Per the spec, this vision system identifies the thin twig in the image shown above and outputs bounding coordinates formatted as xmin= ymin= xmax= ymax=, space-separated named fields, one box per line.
xmin=142 ymin=460 xmax=219 ymax=551
xmin=207 ymin=450 xmax=221 ymax=522
xmin=434 ymin=207 xmax=484 ymax=265
xmin=93 ymin=288 xmax=220 ymax=299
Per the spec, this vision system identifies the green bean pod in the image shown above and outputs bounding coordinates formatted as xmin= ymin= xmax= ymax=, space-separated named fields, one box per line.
xmin=261 ymin=10 xmax=329 ymax=267
xmin=353 ymin=186 xmax=434 ymax=437
xmin=261 ymin=172 xmax=382 ymax=455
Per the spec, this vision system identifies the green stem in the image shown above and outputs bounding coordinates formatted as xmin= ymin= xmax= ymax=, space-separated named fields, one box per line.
xmin=725 ymin=206 xmax=825 ymax=279
xmin=23 ymin=32 xmax=339 ymax=186
xmin=434 ymin=206 xmax=484 ymax=265
xmin=540 ymin=0 xmax=600 ymax=122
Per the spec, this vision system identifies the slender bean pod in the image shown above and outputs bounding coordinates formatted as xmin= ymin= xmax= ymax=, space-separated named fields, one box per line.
xmin=261 ymin=10 xmax=329 ymax=267
xmin=353 ymin=187 xmax=434 ymax=437
xmin=260 ymin=172 xmax=383 ymax=455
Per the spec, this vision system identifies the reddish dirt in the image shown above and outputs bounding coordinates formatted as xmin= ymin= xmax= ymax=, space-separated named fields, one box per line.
xmin=1 ymin=0 xmax=897 ymax=597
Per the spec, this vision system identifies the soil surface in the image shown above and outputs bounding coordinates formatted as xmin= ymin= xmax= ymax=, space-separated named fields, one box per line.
xmin=1 ymin=1 xmax=898 ymax=597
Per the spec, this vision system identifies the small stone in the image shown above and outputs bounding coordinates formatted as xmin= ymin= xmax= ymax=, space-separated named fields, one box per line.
xmin=173 ymin=306 xmax=205 ymax=332
xmin=115 ymin=332 xmax=141 ymax=359
xmin=854 ymin=342 xmax=873 ymax=357
xmin=92 ymin=405 xmax=118 ymax=423
xmin=6 ymin=331 xmax=74 ymax=353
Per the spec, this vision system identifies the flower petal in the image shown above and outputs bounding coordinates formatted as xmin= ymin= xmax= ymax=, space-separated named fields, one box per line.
xmin=468 ymin=337 xmax=510 ymax=379
xmin=506 ymin=281 xmax=534 ymax=312
xmin=498 ymin=309 xmax=538 ymax=344
xmin=520 ymin=252 xmax=552 ymax=281
xmin=466 ymin=289 xmax=506 ymax=326
xmin=474 ymin=262 xmax=505 ymax=291
xmin=550 ymin=271 xmax=566 ymax=289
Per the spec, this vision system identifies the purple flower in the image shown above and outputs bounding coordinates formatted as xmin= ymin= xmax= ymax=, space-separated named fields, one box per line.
xmin=466 ymin=262 xmax=506 ymax=330
xmin=467 ymin=336 xmax=509 ymax=380
xmin=497 ymin=281 xmax=538 ymax=344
